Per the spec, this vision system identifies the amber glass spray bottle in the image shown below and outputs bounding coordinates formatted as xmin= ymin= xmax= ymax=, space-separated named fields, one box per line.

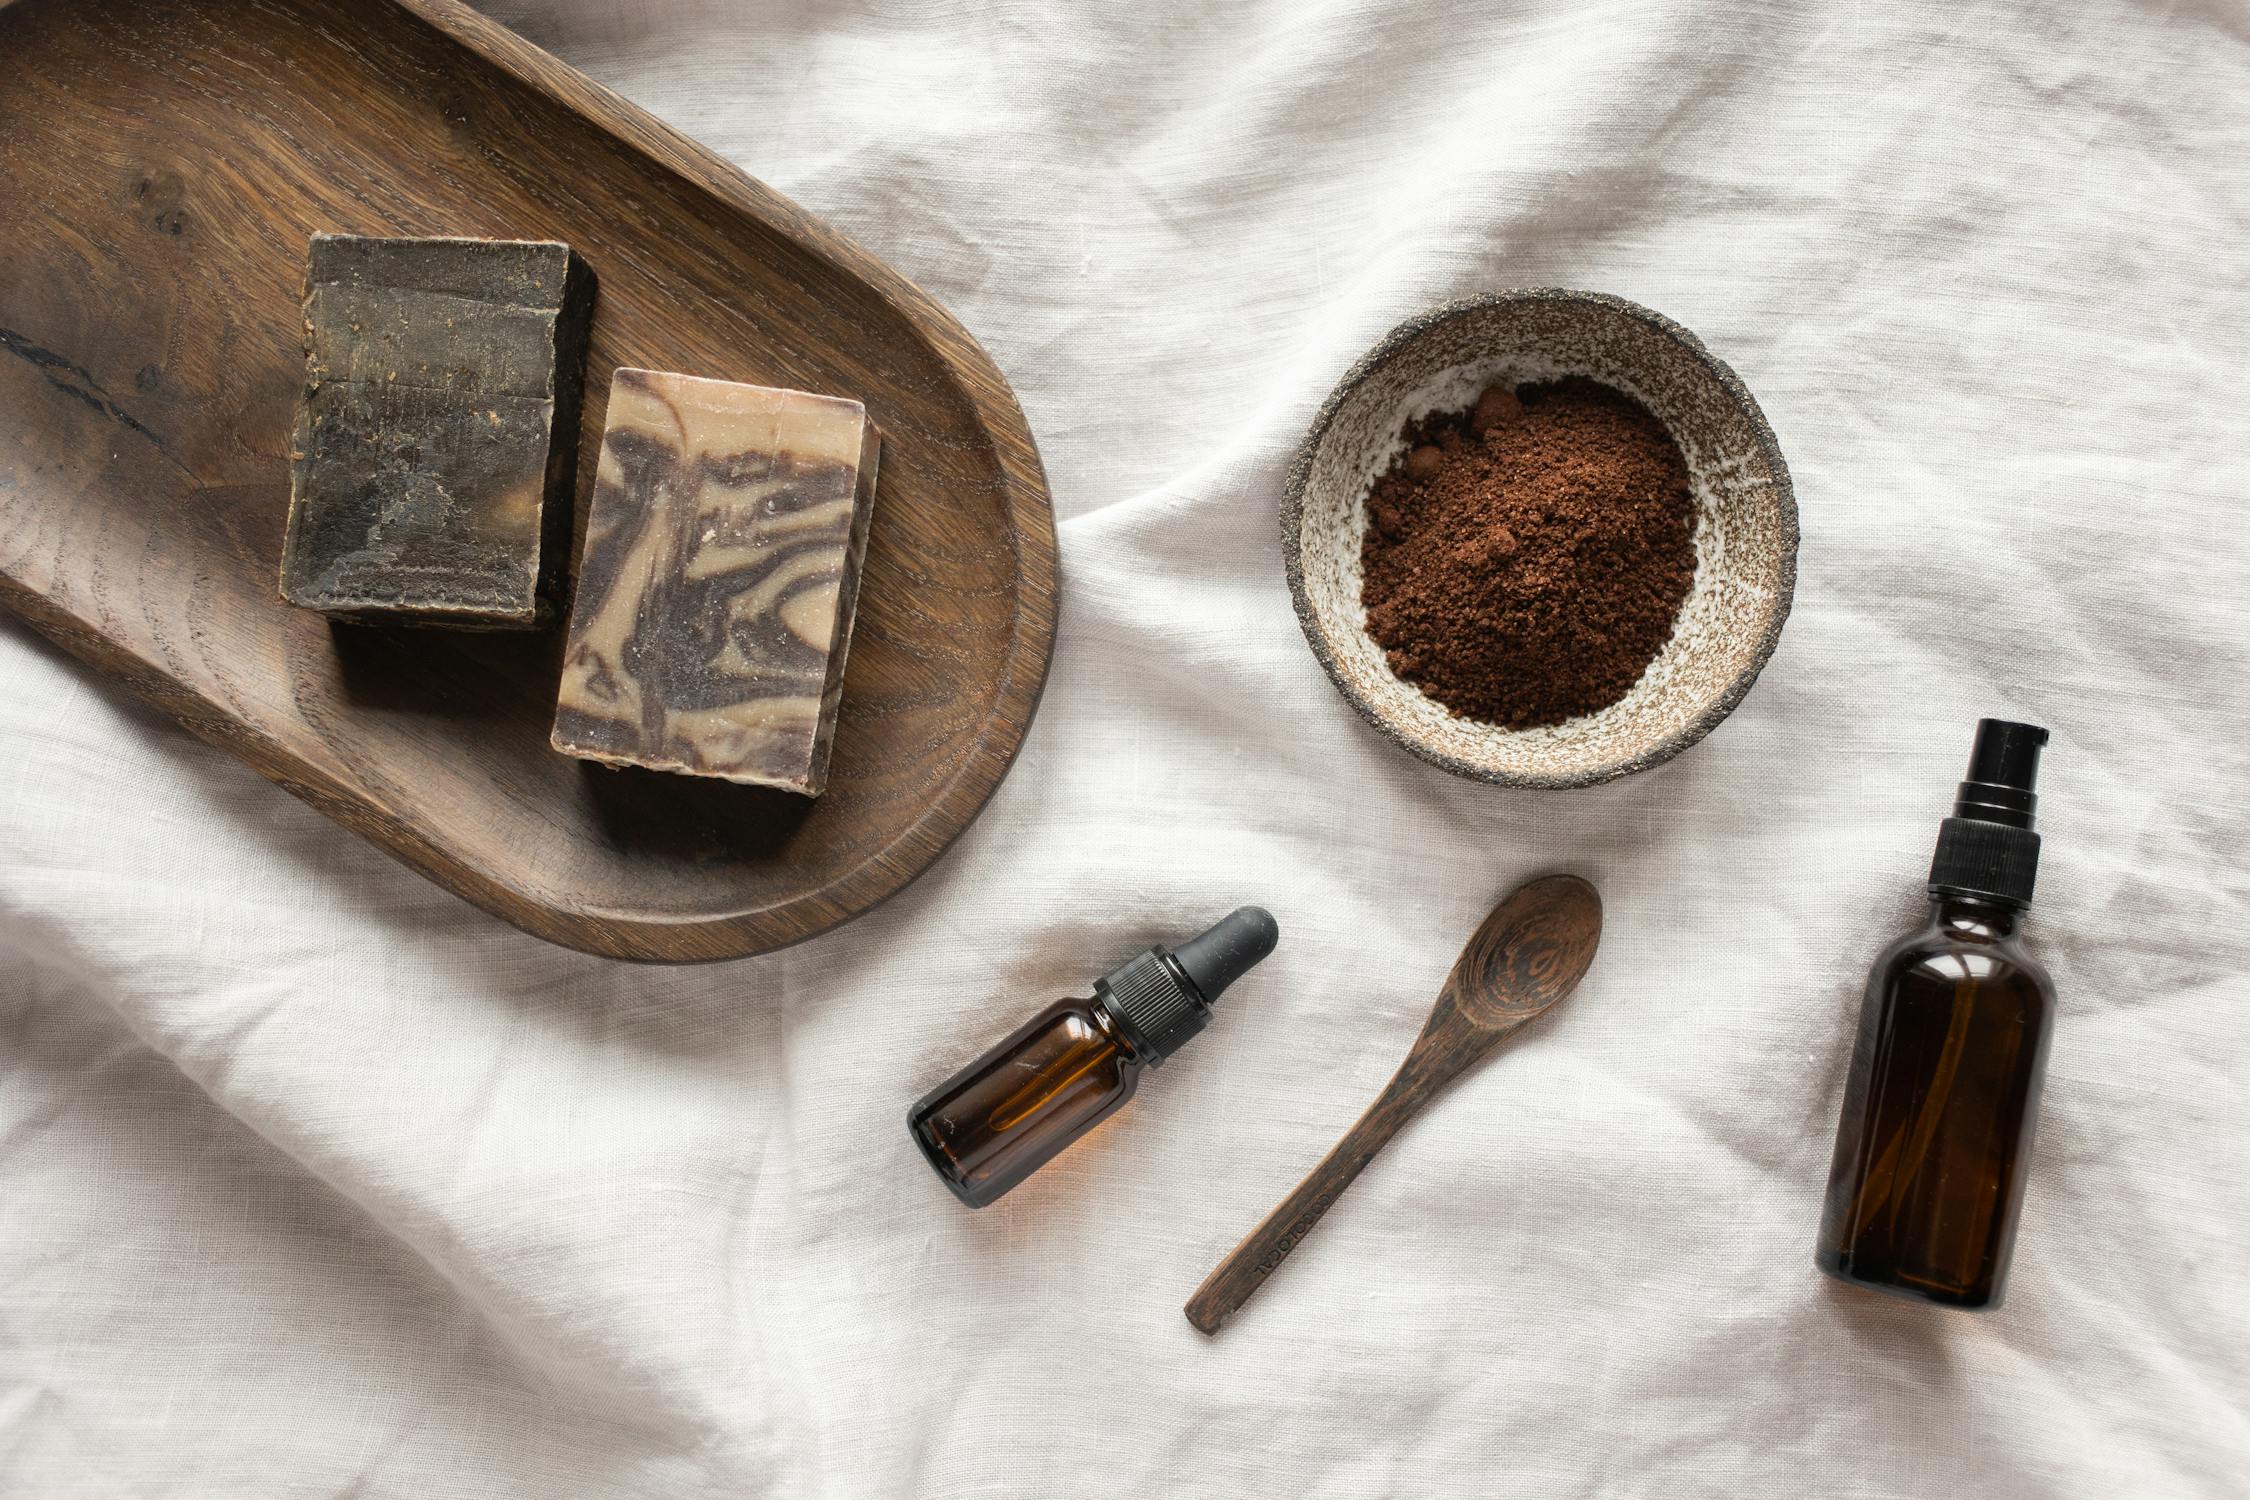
xmin=909 ymin=908 xmax=1278 ymax=1208
xmin=1817 ymin=719 xmax=2056 ymax=1309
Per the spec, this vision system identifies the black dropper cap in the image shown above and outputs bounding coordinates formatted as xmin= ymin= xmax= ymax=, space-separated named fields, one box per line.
xmin=1928 ymin=719 xmax=2049 ymax=907
xmin=1094 ymin=907 xmax=1279 ymax=1066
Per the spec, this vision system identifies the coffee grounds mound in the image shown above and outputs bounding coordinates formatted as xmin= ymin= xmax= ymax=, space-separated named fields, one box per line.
xmin=1360 ymin=377 xmax=1696 ymax=730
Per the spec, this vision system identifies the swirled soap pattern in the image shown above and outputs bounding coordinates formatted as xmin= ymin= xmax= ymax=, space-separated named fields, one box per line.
xmin=551 ymin=369 xmax=881 ymax=795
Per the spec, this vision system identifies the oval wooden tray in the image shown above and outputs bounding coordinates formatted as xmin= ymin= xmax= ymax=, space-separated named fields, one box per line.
xmin=0 ymin=0 xmax=1058 ymax=961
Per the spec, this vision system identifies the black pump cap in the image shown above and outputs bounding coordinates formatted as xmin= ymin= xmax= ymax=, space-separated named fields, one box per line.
xmin=1095 ymin=907 xmax=1278 ymax=1066
xmin=1956 ymin=717 xmax=2046 ymax=828
xmin=1928 ymin=719 xmax=2050 ymax=907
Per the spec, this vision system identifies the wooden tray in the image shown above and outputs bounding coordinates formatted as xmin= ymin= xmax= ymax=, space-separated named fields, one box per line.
xmin=0 ymin=0 xmax=1058 ymax=961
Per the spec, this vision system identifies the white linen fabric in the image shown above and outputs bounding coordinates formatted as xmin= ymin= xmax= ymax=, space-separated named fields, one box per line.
xmin=5 ymin=1 xmax=2248 ymax=1494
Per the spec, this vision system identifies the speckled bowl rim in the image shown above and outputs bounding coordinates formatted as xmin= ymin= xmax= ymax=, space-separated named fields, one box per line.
xmin=1280 ymin=288 xmax=1799 ymax=789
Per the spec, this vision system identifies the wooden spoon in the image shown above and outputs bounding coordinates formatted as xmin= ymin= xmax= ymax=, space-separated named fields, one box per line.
xmin=1184 ymin=874 xmax=1603 ymax=1334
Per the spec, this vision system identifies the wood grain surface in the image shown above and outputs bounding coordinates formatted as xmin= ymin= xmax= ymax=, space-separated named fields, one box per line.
xmin=1184 ymin=875 xmax=1603 ymax=1334
xmin=0 ymin=0 xmax=1058 ymax=961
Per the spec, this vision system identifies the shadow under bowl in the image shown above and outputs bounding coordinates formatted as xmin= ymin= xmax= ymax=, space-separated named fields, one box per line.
xmin=1281 ymin=289 xmax=1798 ymax=788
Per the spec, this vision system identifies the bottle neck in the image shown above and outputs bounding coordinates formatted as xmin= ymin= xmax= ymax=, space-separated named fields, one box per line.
xmin=1929 ymin=891 xmax=2023 ymax=941
xmin=1084 ymin=997 xmax=1144 ymax=1062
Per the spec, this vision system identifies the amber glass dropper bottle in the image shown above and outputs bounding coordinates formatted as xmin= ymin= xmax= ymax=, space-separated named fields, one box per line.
xmin=1816 ymin=719 xmax=2056 ymax=1309
xmin=909 ymin=908 xmax=1279 ymax=1208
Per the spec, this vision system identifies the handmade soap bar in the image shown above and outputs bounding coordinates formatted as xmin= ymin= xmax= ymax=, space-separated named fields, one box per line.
xmin=279 ymin=234 xmax=595 ymax=627
xmin=551 ymin=370 xmax=882 ymax=795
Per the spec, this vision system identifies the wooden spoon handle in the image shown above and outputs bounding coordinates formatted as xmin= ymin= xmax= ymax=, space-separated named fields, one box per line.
xmin=1184 ymin=1069 xmax=1427 ymax=1335
xmin=1186 ymin=1002 xmax=1497 ymax=1335
xmin=1183 ymin=1101 xmax=1395 ymax=1334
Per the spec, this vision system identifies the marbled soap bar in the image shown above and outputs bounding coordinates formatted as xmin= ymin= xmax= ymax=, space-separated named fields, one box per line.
xmin=279 ymin=235 xmax=595 ymax=627
xmin=551 ymin=370 xmax=882 ymax=795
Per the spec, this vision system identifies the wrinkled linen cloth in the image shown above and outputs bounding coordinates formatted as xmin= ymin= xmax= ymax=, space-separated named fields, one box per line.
xmin=5 ymin=1 xmax=2248 ymax=1494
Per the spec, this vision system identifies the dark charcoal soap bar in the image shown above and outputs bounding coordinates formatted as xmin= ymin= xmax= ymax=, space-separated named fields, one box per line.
xmin=279 ymin=235 xmax=595 ymax=627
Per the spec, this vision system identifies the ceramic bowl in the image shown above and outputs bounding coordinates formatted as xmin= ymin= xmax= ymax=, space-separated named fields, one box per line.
xmin=1281 ymin=289 xmax=1797 ymax=788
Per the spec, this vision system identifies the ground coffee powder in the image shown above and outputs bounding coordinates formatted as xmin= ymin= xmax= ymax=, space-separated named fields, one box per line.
xmin=1360 ymin=378 xmax=1696 ymax=729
